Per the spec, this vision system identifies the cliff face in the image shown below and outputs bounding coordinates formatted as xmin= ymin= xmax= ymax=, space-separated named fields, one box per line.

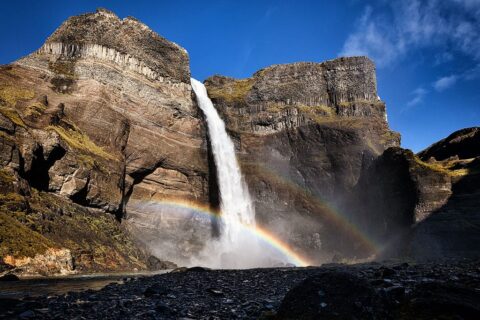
xmin=350 ymin=128 xmax=480 ymax=260
xmin=0 ymin=9 xmax=210 ymax=274
xmin=2 ymin=8 xmax=476 ymax=273
xmin=205 ymin=57 xmax=400 ymax=261
xmin=411 ymin=128 xmax=480 ymax=259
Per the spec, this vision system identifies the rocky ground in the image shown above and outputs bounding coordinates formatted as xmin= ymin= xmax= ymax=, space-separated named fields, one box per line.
xmin=1 ymin=260 xmax=479 ymax=319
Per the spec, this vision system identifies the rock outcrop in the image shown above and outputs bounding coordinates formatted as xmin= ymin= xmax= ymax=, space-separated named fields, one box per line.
xmin=0 ymin=8 xmax=211 ymax=274
xmin=205 ymin=57 xmax=400 ymax=262
xmin=350 ymin=127 xmax=480 ymax=260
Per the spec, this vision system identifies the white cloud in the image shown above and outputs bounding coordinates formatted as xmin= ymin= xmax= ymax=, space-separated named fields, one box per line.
xmin=433 ymin=75 xmax=459 ymax=91
xmin=406 ymin=87 xmax=428 ymax=108
xmin=340 ymin=0 xmax=480 ymax=67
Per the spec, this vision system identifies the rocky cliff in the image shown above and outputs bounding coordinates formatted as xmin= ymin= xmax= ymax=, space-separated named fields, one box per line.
xmin=1 ymin=8 xmax=477 ymax=274
xmin=350 ymin=128 xmax=480 ymax=260
xmin=0 ymin=8 xmax=211 ymax=274
xmin=205 ymin=57 xmax=400 ymax=262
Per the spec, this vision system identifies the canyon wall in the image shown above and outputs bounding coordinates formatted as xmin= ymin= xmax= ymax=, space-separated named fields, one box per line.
xmin=0 ymin=8 xmax=211 ymax=274
xmin=205 ymin=58 xmax=400 ymax=262
xmin=1 ymin=8 xmax=478 ymax=274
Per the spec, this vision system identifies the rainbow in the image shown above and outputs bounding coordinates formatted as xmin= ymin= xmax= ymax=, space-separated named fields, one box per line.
xmin=130 ymin=198 xmax=313 ymax=267
xmin=240 ymin=161 xmax=381 ymax=255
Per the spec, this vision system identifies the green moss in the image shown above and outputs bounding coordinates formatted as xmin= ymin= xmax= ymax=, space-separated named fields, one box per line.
xmin=48 ymin=60 xmax=76 ymax=78
xmin=0 ymin=108 xmax=26 ymax=127
xmin=266 ymin=103 xmax=288 ymax=113
xmin=0 ymin=86 xmax=34 ymax=106
xmin=207 ymin=78 xmax=254 ymax=103
xmin=415 ymin=157 xmax=480 ymax=177
xmin=338 ymin=99 xmax=384 ymax=108
xmin=0 ymin=212 xmax=54 ymax=258
xmin=24 ymin=103 xmax=47 ymax=117
xmin=0 ymin=190 xmax=146 ymax=270
xmin=0 ymin=169 xmax=15 ymax=183
xmin=0 ymin=192 xmax=24 ymax=203
xmin=381 ymin=130 xmax=400 ymax=145
xmin=0 ymin=131 xmax=15 ymax=143
xmin=413 ymin=156 xmax=458 ymax=176
xmin=298 ymin=104 xmax=334 ymax=115
xmin=47 ymin=125 xmax=117 ymax=161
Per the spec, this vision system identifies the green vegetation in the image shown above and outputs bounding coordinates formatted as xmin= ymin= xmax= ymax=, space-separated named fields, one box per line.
xmin=380 ymin=130 xmax=400 ymax=145
xmin=0 ymin=131 xmax=15 ymax=143
xmin=413 ymin=156 xmax=477 ymax=177
xmin=0 ymin=169 xmax=15 ymax=183
xmin=207 ymin=78 xmax=254 ymax=103
xmin=0 ymin=108 xmax=26 ymax=127
xmin=0 ymin=212 xmax=54 ymax=257
xmin=0 ymin=86 xmax=35 ymax=128
xmin=0 ymin=86 xmax=34 ymax=106
xmin=338 ymin=99 xmax=384 ymax=108
xmin=266 ymin=103 xmax=289 ymax=113
xmin=0 ymin=189 xmax=146 ymax=270
xmin=47 ymin=125 xmax=116 ymax=161
xmin=24 ymin=103 xmax=47 ymax=117
xmin=48 ymin=60 xmax=76 ymax=78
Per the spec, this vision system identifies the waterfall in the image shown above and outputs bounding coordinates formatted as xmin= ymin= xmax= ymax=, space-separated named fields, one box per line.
xmin=191 ymin=78 xmax=265 ymax=268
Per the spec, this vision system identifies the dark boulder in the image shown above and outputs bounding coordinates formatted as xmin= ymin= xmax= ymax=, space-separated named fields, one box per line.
xmin=146 ymin=256 xmax=177 ymax=271
xmin=276 ymin=271 xmax=385 ymax=319
xmin=0 ymin=273 xmax=20 ymax=281
xmin=399 ymin=282 xmax=480 ymax=319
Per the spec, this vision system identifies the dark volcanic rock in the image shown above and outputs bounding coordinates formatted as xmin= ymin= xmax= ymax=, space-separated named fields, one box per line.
xmin=350 ymin=147 xmax=452 ymax=251
xmin=401 ymin=282 xmax=480 ymax=319
xmin=418 ymin=127 xmax=480 ymax=161
xmin=276 ymin=271 xmax=384 ymax=319
xmin=205 ymin=57 xmax=400 ymax=262
xmin=0 ymin=273 xmax=20 ymax=281
xmin=1 ymin=260 xmax=479 ymax=320
xmin=350 ymin=129 xmax=480 ymax=260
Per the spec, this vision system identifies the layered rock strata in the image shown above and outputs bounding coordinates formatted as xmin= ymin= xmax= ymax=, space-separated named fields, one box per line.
xmin=205 ymin=57 xmax=400 ymax=261
xmin=0 ymin=8 xmax=210 ymax=274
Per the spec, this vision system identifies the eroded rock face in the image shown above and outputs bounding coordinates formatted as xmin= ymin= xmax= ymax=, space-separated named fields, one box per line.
xmin=0 ymin=8 xmax=211 ymax=274
xmin=350 ymin=126 xmax=480 ymax=260
xmin=418 ymin=127 xmax=480 ymax=161
xmin=349 ymin=148 xmax=452 ymax=256
xmin=205 ymin=57 xmax=400 ymax=262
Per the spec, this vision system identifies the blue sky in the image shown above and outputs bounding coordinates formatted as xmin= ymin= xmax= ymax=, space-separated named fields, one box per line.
xmin=1 ymin=0 xmax=478 ymax=152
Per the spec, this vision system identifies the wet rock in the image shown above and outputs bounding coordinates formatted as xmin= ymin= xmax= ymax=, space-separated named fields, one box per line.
xmin=18 ymin=310 xmax=35 ymax=319
xmin=143 ymin=283 xmax=172 ymax=298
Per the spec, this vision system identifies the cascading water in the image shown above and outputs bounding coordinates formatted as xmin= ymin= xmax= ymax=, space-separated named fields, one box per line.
xmin=191 ymin=78 xmax=287 ymax=268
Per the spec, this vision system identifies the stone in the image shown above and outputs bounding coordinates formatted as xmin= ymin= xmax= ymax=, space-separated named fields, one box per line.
xmin=276 ymin=271 xmax=385 ymax=319
xmin=0 ymin=273 xmax=20 ymax=281
xmin=146 ymin=256 xmax=177 ymax=271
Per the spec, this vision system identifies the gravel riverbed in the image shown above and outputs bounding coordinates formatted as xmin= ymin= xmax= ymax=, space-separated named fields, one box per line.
xmin=1 ymin=260 xmax=479 ymax=319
